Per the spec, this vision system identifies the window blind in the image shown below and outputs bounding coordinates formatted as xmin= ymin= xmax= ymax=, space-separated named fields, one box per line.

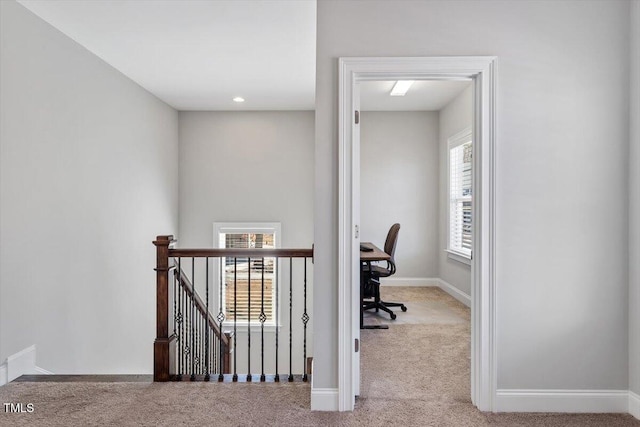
xmin=449 ymin=141 xmax=473 ymax=256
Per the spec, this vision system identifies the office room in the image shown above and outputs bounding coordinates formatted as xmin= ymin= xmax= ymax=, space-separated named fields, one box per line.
xmin=358 ymin=79 xmax=475 ymax=394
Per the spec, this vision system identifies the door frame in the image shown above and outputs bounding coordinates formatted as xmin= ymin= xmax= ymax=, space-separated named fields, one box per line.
xmin=337 ymin=56 xmax=498 ymax=412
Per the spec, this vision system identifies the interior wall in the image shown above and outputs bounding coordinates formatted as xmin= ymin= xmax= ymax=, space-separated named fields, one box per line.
xmin=629 ymin=0 xmax=640 ymax=398
xmin=360 ymin=111 xmax=439 ymax=279
xmin=438 ymin=86 xmax=473 ymax=296
xmin=178 ymin=111 xmax=314 ymax=250
xmin=0 ymin=1 xmax=179 ymax=373
xmin=315 ymin=0 xmax=629 ymax=392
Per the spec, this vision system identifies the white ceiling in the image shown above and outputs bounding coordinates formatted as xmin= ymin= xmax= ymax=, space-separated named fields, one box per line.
xmin=360 ymin=80 xmax=472 ymax=111
xmin=17 ymin=0 xmax=317 ymax=111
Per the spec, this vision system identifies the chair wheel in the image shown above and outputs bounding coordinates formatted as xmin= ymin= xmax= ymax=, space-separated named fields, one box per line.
xmin=390 ymin=313 xmax=397 ymax=320
xmin=401 ymin=305 xmax=407 ymax=312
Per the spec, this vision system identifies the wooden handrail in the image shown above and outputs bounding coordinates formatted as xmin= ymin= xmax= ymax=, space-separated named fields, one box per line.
xmin=169 ymin=248 xmax=313 ymax=258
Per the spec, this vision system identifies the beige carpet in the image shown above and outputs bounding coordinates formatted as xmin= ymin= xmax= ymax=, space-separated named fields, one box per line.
xmin=1 ymin=287 xmax=638 ymax=426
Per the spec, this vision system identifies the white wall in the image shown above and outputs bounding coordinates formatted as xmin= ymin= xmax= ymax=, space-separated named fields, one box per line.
xmin=0 ymin=1 xmax=179 ymax=373
xmin=629 ymin=0 xmax=640 ymax=398
xmin=178 ymin=111 xmax=314 ymax=249
xmin=360 ymin=111 xmax=439 ymax=279
xmin=438 ymin=86 xmax=473 ymax=295
xmin=315 ymin=0 xmax=629 ymax=392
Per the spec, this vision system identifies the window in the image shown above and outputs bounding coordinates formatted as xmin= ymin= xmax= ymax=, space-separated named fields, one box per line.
xmin=448 ymin=130 xmax=472 ymax=263
xmin=214 ymin=223 xmax=281 ymax=325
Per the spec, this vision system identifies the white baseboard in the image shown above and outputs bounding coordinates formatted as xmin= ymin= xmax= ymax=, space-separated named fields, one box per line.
xmin=0 ymin=363 xmax=7 ymax=386
xmin=495 ymin=389 xmax=629 ymax=413
xmin=379 ymin=277 xmax=439 ymax=287
xmin=630 ymin=391 xmax=640 ymax=419
xmin=379 ymin=277 xmax=471 ymax=308
xmin=7 ymin=345 xmax=36 ymax=383
xmin=0 ymin=344 xmax=50 ymax=386
xmin=311 ymin=387 xmax=339 ymax=411
xmin=437 ymin=279 xmax=471 ymax=307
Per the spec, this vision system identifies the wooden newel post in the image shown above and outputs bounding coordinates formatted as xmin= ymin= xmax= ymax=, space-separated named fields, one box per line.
xmin=153 ymin=235 xmax=176 ymax=381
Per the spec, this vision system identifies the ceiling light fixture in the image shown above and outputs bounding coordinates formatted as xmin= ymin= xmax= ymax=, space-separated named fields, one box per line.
xmin=390 ymin=80 xmax=414 ymax=96
xmin=233 ymin=97 xmax=245 ymax=103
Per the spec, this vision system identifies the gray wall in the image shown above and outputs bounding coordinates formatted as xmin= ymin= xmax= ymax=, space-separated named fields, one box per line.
xmin=314 ymin=0 xmax=629 ymax=391
xmin=360 ymin=111 xmax=439 ymax=279
xmin=178 ymin=111 xmax=314 ymax=250
xmin=0 ymin=1 xmax=179 ymax=373
xmin=630 ymin=0 xmax=640 ymax=398
xmin=438 ymin=86 xmax=473 ymax=295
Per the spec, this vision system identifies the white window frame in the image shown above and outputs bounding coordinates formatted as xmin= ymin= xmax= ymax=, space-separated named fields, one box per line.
xmin=213 ymin=222 xmax=282 ymax=331
xmin=446 ymin=128 xmax=473 ymax=265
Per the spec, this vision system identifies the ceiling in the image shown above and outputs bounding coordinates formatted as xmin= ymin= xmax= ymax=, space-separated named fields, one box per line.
xmin=360 ymin=80 xmax=472 ymax=111
xmin=17 ymin=0 xmax=317 ymax=111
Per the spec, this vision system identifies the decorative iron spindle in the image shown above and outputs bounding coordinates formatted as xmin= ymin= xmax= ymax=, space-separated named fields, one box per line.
xmin=232 ymin=257 xmax=238 ymax=382
xmin=173 ymin=261 xmax=177 ymax=364
xmin=302 ymin=257 xmax=309 ymax=382
xmin=217 ymin=257 xmax=225 ymax=382
xmin=178 ymin=258 xmax=183 ymax=379
xmin=205 ymin=258 xmax=210 ymax=381
xmin=260 ymin=257 xmax=266 ymax=382
xmin=191 ymin=260 xmax=195 ymax=381
xmin=247 ymin=257 xmax=252 ymax=382
xmin=275 ymin=257 xmax=279 ymax=382
xmin=289 ymin=257 xmax=293 ymax=382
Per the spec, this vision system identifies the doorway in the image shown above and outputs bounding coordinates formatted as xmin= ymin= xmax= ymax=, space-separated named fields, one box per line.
xmin=337 ymin=57 xmax=497 ymax=412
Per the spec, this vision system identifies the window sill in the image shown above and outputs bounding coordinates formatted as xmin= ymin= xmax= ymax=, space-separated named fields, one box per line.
xmin=446 ymin=249 xmax=472 ymax=266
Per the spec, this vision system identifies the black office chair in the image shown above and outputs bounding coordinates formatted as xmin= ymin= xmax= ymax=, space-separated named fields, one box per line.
xmin=362 ymin=223 xmax=407 ymax=320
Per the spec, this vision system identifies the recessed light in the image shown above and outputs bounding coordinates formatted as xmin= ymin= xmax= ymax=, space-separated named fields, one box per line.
xmin=390 ymin=81 xmax=414 ymax=96
xmin=233 ymin=97 xmax=245 ymax=103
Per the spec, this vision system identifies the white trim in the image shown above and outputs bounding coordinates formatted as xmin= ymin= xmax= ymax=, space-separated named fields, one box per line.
xmin=338 ymin=56 xmax=497 ymax=412
xmin=34 ymin=366 xmax=53 ymax=375
xmin=495 ymin=389 xmax=629 ymax=413
xmin=311 ymin=387 xmax=340 ymax=411
xmin=379 ymin=277 xmax=440 ymax=287
xmin=1 ymin=345 xmax=38 ymax=385
xmin=0 ymin=363 xmax=7 ymax=386
xmin=437 ymin=279 xmax=472 ymax=307
xmin=630 ymin=391 xmax=640 ymax=420
xmin=446 ymin=249 xmax=472 ymax=266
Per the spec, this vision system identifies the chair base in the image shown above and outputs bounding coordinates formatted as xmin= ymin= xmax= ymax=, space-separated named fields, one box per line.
xmin=362 ymin=279 xmax=408 ymax=320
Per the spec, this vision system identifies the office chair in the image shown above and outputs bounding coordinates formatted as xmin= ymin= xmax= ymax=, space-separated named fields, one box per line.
xmin=362 ymin=223 xmax=407 ymax=320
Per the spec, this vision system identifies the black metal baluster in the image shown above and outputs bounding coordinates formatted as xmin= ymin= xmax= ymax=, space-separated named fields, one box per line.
xmin=178 ymin=258 xmax=183 ymax=380
xmin=288 ymin=257 xmax=293 ymax=382
xmin=247 ymin=257 xmax=252 ymax=382
xmin=199 ymin=310 xmax=202 ymax=375
xmin=191 ymin=260 xmax=195 ymax=381
xmin=274 ymin=257 xmax=280 ymax=382
xmin=260 ymin=257 xmax=266 ymax=382
xmin=302 ymin=257 xmax=309 ymax=382
xmin=205 ymin=258 xmax=210 ymax=381
xmin=233 ymin=257 xmax=238 ymax=382
xmin=173 ymin=262 xmax=178 ymax=380
xmin=218 ymin=257 xmax=225 ymax=382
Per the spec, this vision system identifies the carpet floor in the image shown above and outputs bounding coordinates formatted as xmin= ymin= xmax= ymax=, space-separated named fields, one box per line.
xmin=0 ymin=287 xmax=638 ymax=426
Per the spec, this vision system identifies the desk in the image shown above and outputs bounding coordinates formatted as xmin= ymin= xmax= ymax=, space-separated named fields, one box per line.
xmin=360 ymin=242 xmax=390 ymax=330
